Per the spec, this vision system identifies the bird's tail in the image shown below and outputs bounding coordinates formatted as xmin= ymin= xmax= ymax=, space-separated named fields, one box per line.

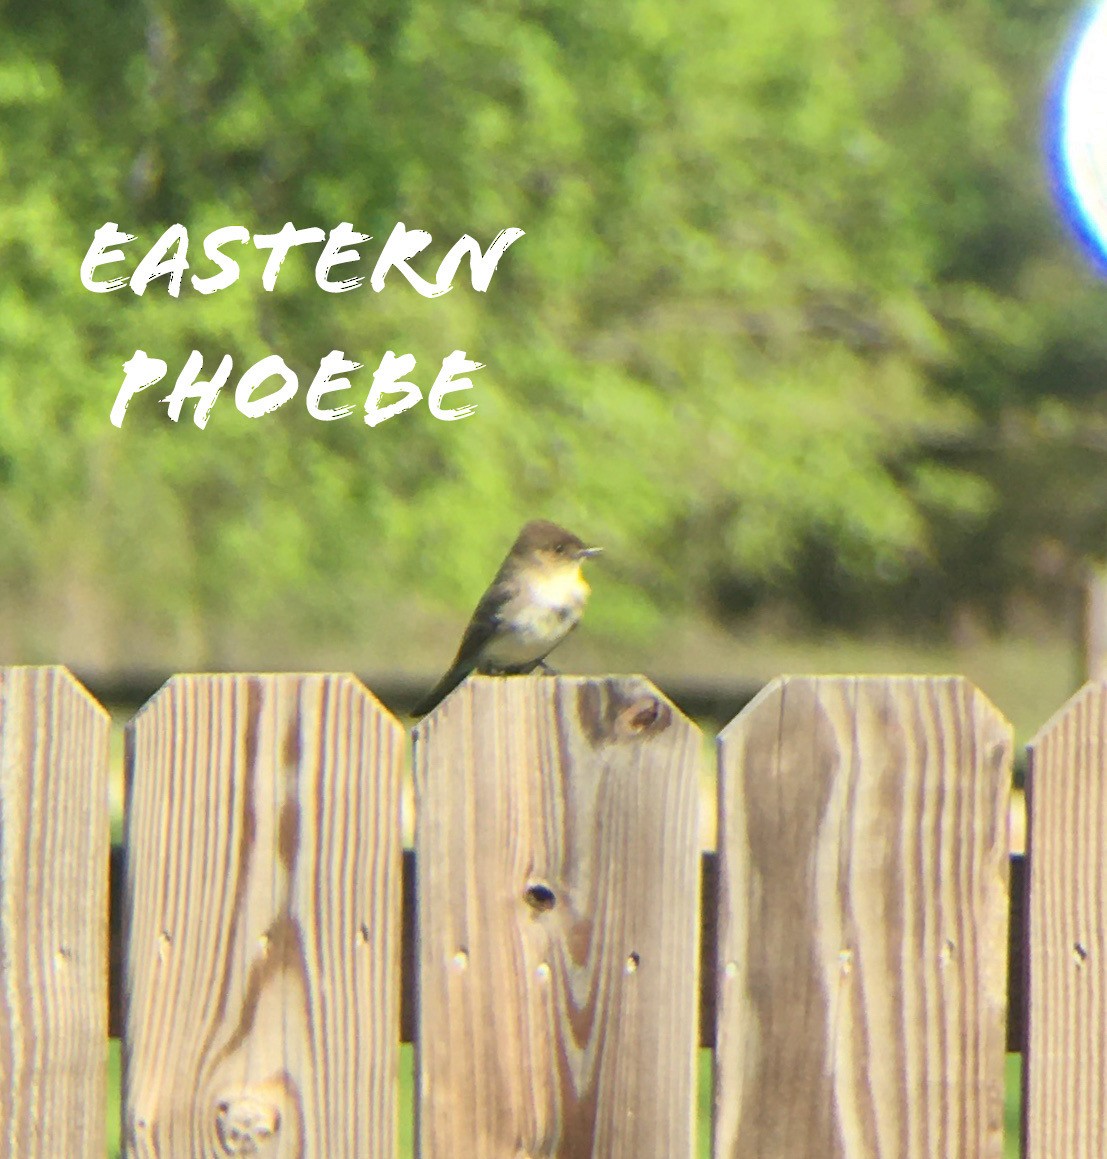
xmin=410 ymin=663 xmax=473 ymax=718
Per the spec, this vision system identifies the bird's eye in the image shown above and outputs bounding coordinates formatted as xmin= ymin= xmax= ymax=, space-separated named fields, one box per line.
xmin=556 ymin=543 xmax=568 ymax=554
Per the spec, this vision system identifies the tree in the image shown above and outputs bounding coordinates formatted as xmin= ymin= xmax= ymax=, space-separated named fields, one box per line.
xmin=0 ymin=0 xmax=1099 ymax=664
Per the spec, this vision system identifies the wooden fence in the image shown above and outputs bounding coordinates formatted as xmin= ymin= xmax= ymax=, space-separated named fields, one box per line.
xmin=0 ymin=666 xmax=1103 ymax=1156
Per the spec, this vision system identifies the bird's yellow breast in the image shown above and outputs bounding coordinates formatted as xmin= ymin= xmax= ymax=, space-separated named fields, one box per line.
xmin=527 ymin=564 xmax=590 ymax=607
xmin=482 ymin=564 xmax=590 ymax=667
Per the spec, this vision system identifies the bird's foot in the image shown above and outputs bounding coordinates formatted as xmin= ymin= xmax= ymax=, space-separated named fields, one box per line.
xmin=535 ymin=660 xmax=559 ymax=675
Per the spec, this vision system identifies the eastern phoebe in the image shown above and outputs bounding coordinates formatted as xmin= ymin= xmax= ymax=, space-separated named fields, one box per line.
xmin=411 ymin=520 xmax=602 ymax=716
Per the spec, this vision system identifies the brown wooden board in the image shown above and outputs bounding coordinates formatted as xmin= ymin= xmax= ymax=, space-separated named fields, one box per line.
xmin=1024 ymin=680 xmax=1107 ymax=1159
xmin=122 ymin=674 xmax=403 ymax=1157
xmin=413 ymin=675 xmax=702 ymax=1159
xmin=0 ymin=667 xmax=110 ymax=1159
xmin=714 ymin=676 xmax=1011 ymax=1159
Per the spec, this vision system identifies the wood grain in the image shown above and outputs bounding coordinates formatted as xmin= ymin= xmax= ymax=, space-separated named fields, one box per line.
xmin=1024 ymin=680 xmax=1107 ymax=1158
xmin=110 ymin=843 xmax=1032 ymax=1049
xmin=122 ymin=674 xmax=403 ymax=1158
xmin=714 ymin=676 xmax=1011 ymax=1159
xmin=413 ymin=675 xmax=702 ymax=1159
xmin=0 ymin=666 xmax=110 ymax=1159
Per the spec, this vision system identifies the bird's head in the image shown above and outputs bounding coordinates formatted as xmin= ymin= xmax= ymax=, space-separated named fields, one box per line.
xmin=511 ymin=520 xmax=603 ymax=574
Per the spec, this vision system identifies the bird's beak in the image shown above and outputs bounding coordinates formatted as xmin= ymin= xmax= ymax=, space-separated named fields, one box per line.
xmin=577 ymin=546 xmax=603 ymax=560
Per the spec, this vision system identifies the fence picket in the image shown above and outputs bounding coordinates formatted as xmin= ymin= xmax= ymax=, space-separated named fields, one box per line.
xmin=21 ymin=663 xmax=1107 ymax=1154
xmin=1024 ymin=680 xmax=1107 ymax=1158
xmin=0 ymin=666 xmax=110 ymax=1159
xmin=714 ymin=676 xmax=1011 ymax=1159
xmin=121 ymin=674 xmax=404 ymax=1158
xmin=413 ymin=675 xmax=702 ymax=1159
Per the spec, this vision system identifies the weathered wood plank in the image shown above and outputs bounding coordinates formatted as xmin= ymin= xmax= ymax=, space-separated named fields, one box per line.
xmin=1024 ymin=680 xmax=1107 ymax=1159
xmin=714 ymin=676 xmax=1011 ymax=1159
xmin=0 ymin=666 xmax=110 ymax=1159
xmin=122 ymin=674 xmax=403 ymax=1158
xmin=413 ymin=675 xmax=702 ymax=1159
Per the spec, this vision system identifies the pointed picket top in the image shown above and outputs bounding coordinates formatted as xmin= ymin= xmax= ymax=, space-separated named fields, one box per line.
xmin=410 ymin=669 xmax=702 ymax=735
xmin=716 ymin=672 xmax=1009 ymax=740
xmin=1024 ymin=679 xmax=1107 ymax=1159
xmin=1027 ymin=676 xmax=1107 ymax=748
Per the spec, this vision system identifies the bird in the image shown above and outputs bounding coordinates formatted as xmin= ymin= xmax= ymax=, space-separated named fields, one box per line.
xmin=411 ymin=520 xmax=602 ymax=716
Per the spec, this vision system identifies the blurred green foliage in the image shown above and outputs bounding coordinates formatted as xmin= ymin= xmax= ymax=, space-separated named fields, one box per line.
xmin=0 ymin=0 xmax=1103 ymax=664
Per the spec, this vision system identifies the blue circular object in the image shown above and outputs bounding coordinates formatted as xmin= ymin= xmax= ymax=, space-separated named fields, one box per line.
xmin=1049 ymin=2 xmax=1107 ymax=273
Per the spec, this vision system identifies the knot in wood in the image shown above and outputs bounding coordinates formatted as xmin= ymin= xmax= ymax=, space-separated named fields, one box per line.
xmin=615 ymin=695 xmax=670 ymax=739
xmin=524 ymin=881 xmax=557 ymax=912
xmin=215 ymin=1095 xmax=281 ymax=1154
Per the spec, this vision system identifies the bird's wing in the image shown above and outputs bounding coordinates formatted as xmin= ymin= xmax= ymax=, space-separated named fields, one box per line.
xmin=409 ymin=581 xmax=512 ymax=717
xmin=448 ymin=580 xmax=511 ymax=672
